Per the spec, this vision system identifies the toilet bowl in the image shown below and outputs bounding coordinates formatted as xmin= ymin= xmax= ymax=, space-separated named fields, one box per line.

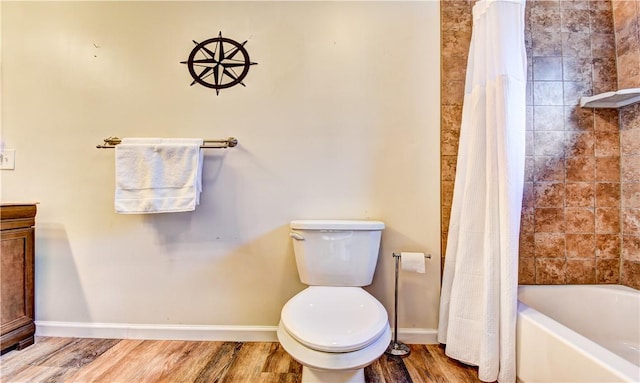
xmin=277 ymin=220 xmax=389 ymax=383
xmin=278 ymin=287 xmax=391 ymax=383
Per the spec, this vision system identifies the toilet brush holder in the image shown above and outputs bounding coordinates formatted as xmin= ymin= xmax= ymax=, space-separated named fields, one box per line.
xmin=385 ymin=252 xmax=411 ymax=357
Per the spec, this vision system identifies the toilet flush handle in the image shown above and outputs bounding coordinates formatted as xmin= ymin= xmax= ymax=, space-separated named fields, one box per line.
xmin=289 ymin=231 xmax=305 ymax=241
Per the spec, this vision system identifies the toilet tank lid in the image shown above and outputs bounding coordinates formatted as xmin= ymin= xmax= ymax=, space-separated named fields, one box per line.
xmin=290 ymin=220 xmax=385 ymax=230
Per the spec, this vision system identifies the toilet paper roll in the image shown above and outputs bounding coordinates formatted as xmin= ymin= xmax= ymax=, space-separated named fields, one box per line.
xmin=401 ymin=252 xmax=426 ymax=273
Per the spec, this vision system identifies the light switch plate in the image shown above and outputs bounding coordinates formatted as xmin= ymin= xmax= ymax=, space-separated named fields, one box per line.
xmin=0 ymin=149 xmax=16 ymax=170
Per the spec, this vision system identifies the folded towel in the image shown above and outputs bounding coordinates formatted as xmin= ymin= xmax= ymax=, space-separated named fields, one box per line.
xmin=115 ymin=138 xmax=204 ymax=214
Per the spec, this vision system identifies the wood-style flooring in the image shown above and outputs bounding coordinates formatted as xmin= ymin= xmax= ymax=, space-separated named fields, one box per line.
xmin=0 ymin=337 xmax=484 ymax=383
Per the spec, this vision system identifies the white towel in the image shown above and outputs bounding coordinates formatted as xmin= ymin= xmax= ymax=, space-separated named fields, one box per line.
xmin=115 ymin=138 xmax=204 ymax=214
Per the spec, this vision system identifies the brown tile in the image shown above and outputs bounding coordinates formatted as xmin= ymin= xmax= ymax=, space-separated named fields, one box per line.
xmin=594 ymin=131 xmax=620 ymax=157
xmin=561 ymin=0 xmax=590 ymax=10
xmin=620 ymin=73 xmax=640 ymax=90
xmin=566 ymin=233 xmax=595 ymax=258
xmin=441 ymin=181 xmax=455 ymax=210
xmin=622 ymin=182 xmax=640 ymax=207
xmin=590 ymin=8 xmax=615 ymax=34
xmin=522 ymin=181 xmax=535 ymax=208
xmin=620 ymin=104 xmax=640 ymax=130
xmin=519 ymin=258 xmax=536 ymax=284
xmin=612 ymin=1 xmax=638 ymax=33
xmin=531 ymin=0 xmax=560 ymax=11
xmin=622 ymin=208 xmax=640 ymax=235
xmin=441 ymin=126 xmax=460 ymax=156
xmin=590 ymin=0 xmax=614 ymax=11
xmin=596 ymin=234 xmax=621 ymax=259
xmin=442 ymin=205 xmax=451 ymax=234
xmin=536 ymin=258 xmax=567 ymax=284
xmin=595 ymin=182 xmax=620 ymax=207
xmin=621 ymin=128 xmax=640 ymax=156
xmin=591 ymin=33 xmax=617 ymax=58
xmin=441 ymin=155 xmax=457 ymax=181
xmin=565 ymin=105 xmax=594 ymax=131
xmin=520 ymin=232 xmax=535 ymax=258
xmin=565 ymin=131 xmax=595 ymax=157
xmin=441 ymin=29 xmax=472 ymax=57
xmin=596 ymin=258 xmax=620 ymax=284
xmin=442 ymin=80 xmax=465 ymax=106
xmin=566 ymin=182 xmax=595 ymax=206
xmin=534 ymin=182 xmax=565 ymax=207
xmin=526 ymin=131 xmax=534 ymax=156
xmin=594 ymin=109 xmax=619 ymax=131
xmin=535 ymin=156 xmax=566 ymax=181
xmin=595 ymin=156 xmax=620 ymax=181
xmin=535 ymin=232 xmax=566 ymax=257
xmin=614 ymin=22 xmax=639 ymax=58
xmin=441 ymin=1 xmax=473 ymax=32
xmin=592 ymin=57 xmax=618 ymax=94
xmin=566 ymin=207 xmax=595 ymax=233
xmin=566 ymin=259 xmax=596 ymax=284
xmin=622 ymin=235 xmax=640 ymax=262
xmin=566 ymin=156 xmax=596 ymax=181
xmin=596 ymin=207 xmax=621 ymax=233
xmin=525 ymin=157 xmax=535 ymax=181
xmin=442 ymin=105 xmax=463 ymax=131
xmin=614 ymin=24 xmax=639 ymax=59
xmin=521 ymin=207 xmax=536 ymax=233
xmin=535 ymin=208 xmax=566 ymax=232
xmin=442 ymin=55 xmax=468 ymax=82
xmin=621 ymin=260 xmax=640 ymax=289
xmin=561 ymin=8 xmax=590 ymax=33
xmin=622 ymin=155 xmax=640 ymax=181
xmin=562 ymin=32 xmax=591 ymax=58
xmin=617 ymin=51 xmax=640 ymax=82
xmin=530 ymin=6 xmax=562 ymax=34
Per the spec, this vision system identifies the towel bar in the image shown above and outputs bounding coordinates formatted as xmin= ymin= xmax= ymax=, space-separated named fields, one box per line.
xmin=96 ymin=137 xmax=238 ymax=149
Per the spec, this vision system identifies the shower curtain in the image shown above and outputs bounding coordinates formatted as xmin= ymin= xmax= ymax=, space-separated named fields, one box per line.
xmin=438 ymin=1 xmax=527 ymax=382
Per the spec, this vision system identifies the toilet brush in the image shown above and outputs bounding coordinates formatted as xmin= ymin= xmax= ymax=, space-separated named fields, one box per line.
xmin=385 ymin=252 xmax=411 ymax=357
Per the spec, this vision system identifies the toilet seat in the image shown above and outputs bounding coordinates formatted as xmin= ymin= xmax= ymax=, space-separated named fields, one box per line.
xmin=281 ymin=286 xmax=388 ymax=353
xmin=277 ymin=320 xmax=391 ymax=372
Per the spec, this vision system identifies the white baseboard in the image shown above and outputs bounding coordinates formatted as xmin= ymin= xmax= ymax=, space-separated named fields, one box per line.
xmin=395 ymin=327 xmax=438 ymax=344
xmin=35 ymin=321 xmax=438 ymax=344
xmin=35 ymin=321 xmax=279 ymax=342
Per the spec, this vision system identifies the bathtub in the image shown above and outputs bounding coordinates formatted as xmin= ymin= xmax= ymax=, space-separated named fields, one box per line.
xmin=517 ymin=284 xmax=639 ymax=383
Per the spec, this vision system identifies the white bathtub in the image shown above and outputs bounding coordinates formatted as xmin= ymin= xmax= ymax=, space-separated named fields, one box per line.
xmin=517 ymin=284 xmax=640 ymax=383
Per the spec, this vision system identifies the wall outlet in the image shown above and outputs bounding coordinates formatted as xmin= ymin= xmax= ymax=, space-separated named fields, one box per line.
xmin=0 ymin=149 xmax=16 ymax=170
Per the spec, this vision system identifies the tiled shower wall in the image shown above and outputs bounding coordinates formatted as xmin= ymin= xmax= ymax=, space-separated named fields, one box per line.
xmin=613 ymin=1 xmax=640 ymax=288
xmin=441 ymin=0 xmax=639 ymax=289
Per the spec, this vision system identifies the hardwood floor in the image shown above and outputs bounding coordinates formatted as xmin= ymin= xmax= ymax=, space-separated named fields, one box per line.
xmin=0 ymin=337 xmax=483 ymax=383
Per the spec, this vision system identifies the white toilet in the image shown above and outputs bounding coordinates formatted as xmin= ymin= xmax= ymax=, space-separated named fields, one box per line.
xmin=277 ymin=220 xmax=391 ymax=383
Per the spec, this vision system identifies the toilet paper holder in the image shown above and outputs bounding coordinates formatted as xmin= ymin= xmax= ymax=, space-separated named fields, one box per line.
xmin=385 ymin=252 xmax=431 ymax=357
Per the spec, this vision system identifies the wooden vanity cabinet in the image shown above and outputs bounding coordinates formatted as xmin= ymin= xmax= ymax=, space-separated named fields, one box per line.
xmin=0 ymin=204 xmax=36 ymax=353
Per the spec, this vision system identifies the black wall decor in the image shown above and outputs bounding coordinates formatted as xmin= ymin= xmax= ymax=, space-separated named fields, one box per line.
xmin=181 ymin=32 xmax=257 ymax=95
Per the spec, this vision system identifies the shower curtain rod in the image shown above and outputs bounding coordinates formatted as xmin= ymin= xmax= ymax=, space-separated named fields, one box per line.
xmin=96 ymin=136 xmax=238 ymax=149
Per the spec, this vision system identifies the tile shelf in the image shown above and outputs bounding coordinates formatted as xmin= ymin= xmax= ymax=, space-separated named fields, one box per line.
xmin=580 ymin=88 xmax=640 ymax=109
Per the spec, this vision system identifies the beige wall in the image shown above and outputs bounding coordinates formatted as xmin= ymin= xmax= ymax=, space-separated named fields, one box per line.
xmin=1 ymin=2 xmax=441 ymax=332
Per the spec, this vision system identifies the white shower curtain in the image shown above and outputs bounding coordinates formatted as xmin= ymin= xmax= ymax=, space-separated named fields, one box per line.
xmin=438 ymin=1 xmax=527 ymax=382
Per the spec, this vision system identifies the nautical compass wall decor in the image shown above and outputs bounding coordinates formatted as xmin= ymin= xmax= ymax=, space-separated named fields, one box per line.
xmin=181 ymin=32 xmax=257 ymax=95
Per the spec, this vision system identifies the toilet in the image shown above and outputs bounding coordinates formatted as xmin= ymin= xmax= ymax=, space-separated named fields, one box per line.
xmin=277 ymin=220 xmax=391 ymax=383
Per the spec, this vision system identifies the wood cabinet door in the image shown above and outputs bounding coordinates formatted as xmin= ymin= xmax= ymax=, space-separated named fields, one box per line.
xmin=0 ymin=227 xmax=35 ymax=335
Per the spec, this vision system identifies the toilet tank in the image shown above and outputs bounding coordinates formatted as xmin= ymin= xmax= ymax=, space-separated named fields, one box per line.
xmin=289 ymin=220 xmax=385 ymax=286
